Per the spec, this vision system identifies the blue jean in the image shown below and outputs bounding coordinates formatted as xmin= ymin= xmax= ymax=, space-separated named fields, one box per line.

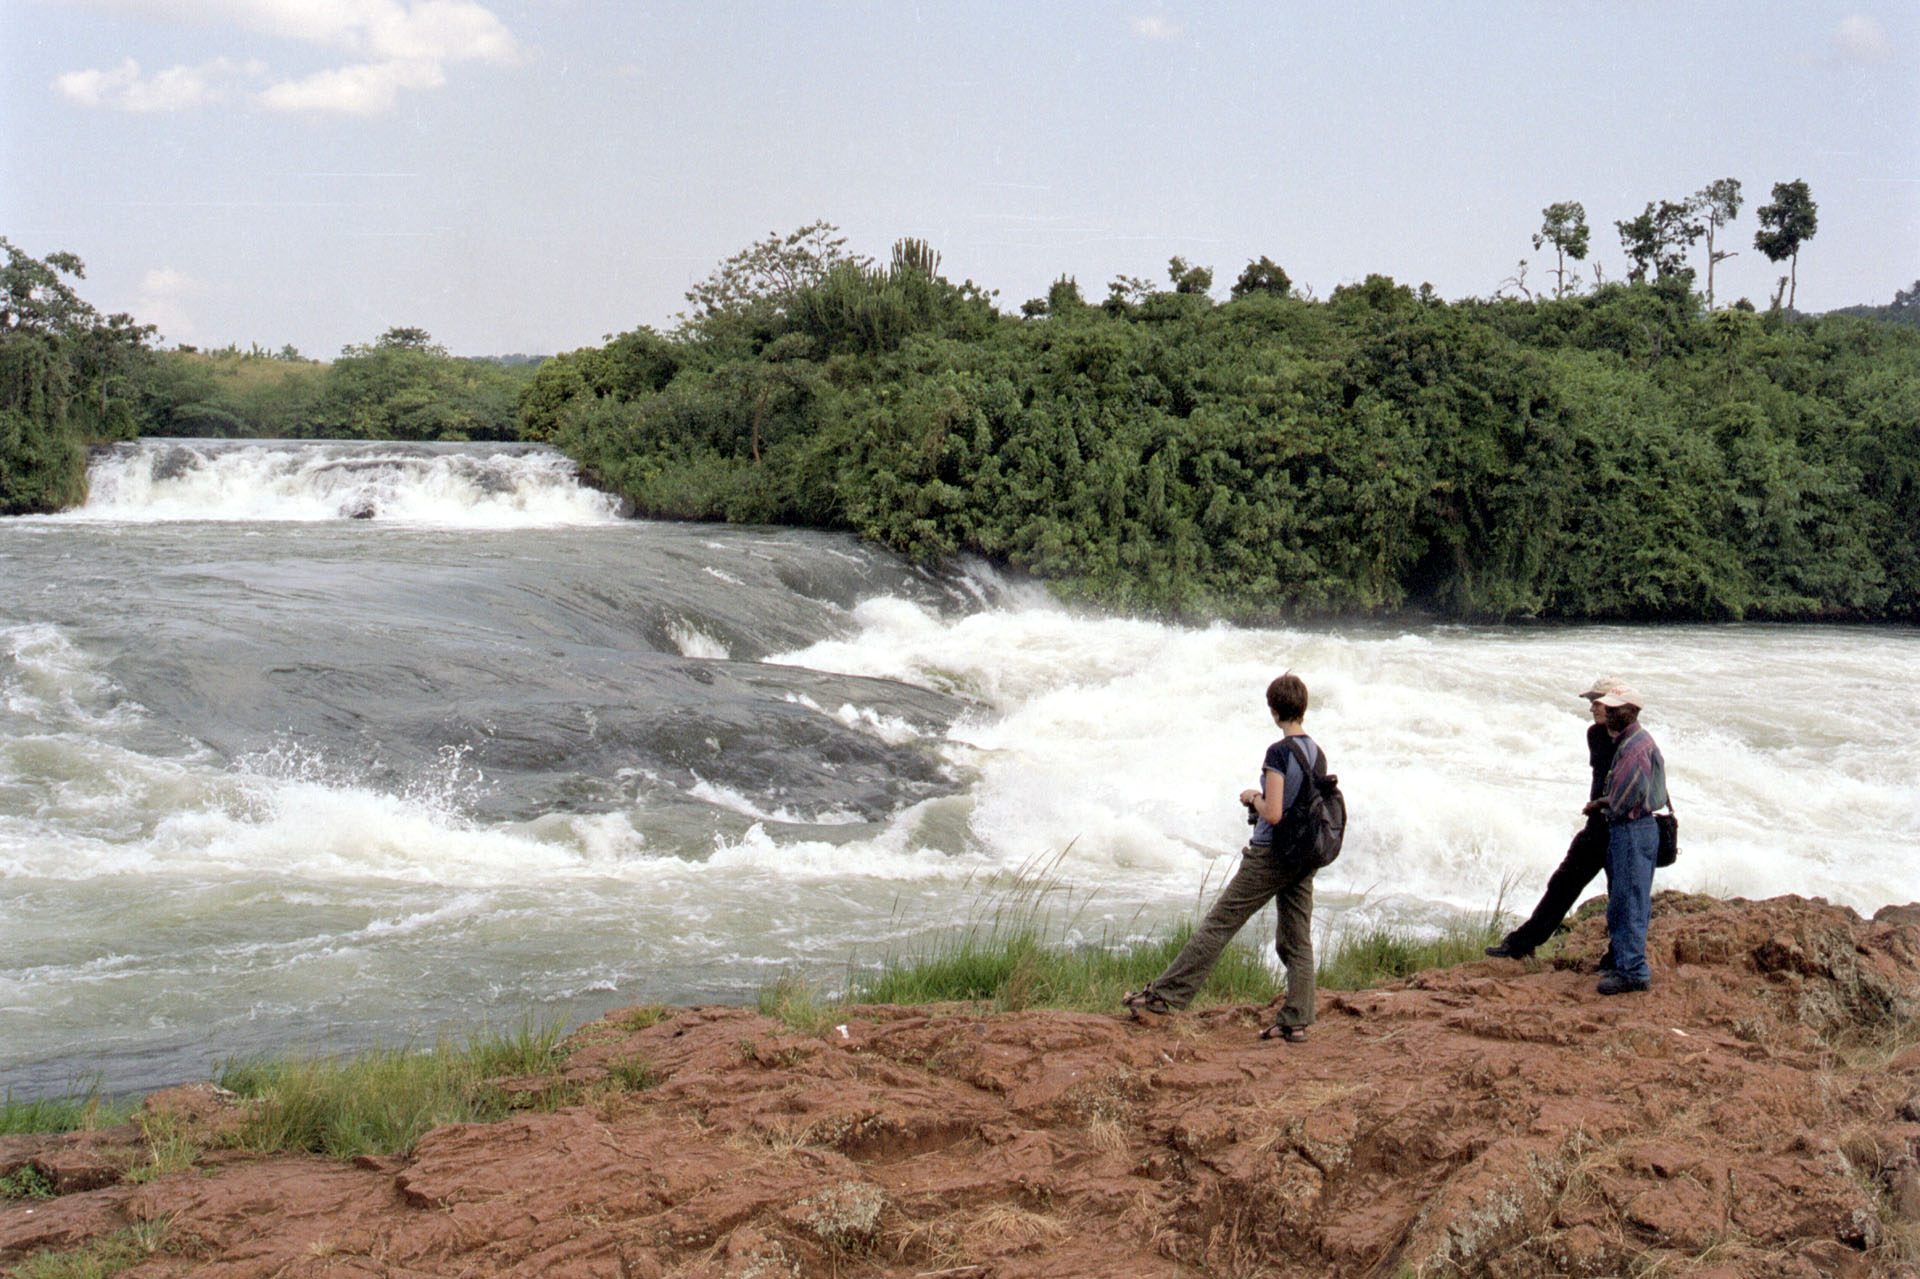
xmin=1606 ymin=816 xmax=1659 ymax=984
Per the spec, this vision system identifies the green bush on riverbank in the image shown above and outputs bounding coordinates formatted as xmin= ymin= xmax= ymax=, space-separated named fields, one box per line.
xmin=530 ymin=241 xmax=1920 ymax=622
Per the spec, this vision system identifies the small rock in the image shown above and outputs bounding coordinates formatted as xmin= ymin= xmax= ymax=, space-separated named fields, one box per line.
xmin=784 ymin=1180 xmax=883 ymax=1252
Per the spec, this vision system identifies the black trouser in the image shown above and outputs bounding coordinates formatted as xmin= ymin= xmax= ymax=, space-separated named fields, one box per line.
xmin=1503 ymin=820 xmax=1610 ymax=954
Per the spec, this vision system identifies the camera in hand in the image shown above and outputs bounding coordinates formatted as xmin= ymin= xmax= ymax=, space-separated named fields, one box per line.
xmin=1244 ymin=799 xmax=1259 ymax=826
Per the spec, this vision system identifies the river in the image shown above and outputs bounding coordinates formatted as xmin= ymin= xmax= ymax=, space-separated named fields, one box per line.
xmin=2 ymin=440 xmax=1914 ymax=1098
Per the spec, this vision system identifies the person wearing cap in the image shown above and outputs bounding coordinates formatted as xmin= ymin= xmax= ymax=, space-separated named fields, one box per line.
xmin=1586 ymin=685 xmax=1667 ymax=995
xmin=1485 ymin=677 xmax=1624 ymax=963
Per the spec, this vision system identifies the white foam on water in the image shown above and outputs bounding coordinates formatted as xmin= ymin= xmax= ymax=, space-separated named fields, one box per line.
xmin=770 ymin=603 xmax=1920 ymax=917
xmin=782 ymin=693 xmax=924 ymax=746
xmin=685 ymin=777 xmax=866 ymax=827
xmin=2 ymin=623 xmax=147 ymax=732
xmin=704 ymin=811 xmax=988 ymax=881
xmin=59 ymin=440 xmax=621 ymax=527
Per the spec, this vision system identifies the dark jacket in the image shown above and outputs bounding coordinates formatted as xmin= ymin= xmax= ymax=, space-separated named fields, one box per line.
xmin=1585 ymin=722 xmax=1617 ymax=825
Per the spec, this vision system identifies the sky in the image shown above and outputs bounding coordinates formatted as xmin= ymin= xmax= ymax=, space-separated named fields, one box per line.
xmin=3 ymin=1 xmax=1916 ymax=358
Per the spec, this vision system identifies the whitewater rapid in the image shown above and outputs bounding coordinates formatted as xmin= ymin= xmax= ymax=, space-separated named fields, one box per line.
xmin=1 ymin=440 xmax=1915 ymax=1098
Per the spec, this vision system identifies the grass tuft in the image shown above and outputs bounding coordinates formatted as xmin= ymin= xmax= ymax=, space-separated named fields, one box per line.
xmin=782 ymin=853 xmax=1516 ymax=1020
xmin=2 ymin=1164 xmax=57 ymax=1200
xmin=1316 ymin=877 xmax=1512 ymax=991
xmin=757 ymin=969 xmax=836 ymax=1033
xmin=5 ymin=1218 xmax=173 ymax=1278
xmin=122 ymin=1111 xmax=201 ymax=1186
xmin=606 ymin=1056 xmax=658 ymax=1091
xmin=615 ymin=1004 xmax=672 ymax=1032
xmin=0 ymin=1087 xmax=134 ymax=1136
xmin=1315 ymin=916 xmax=1506 ymax=990
xmin=216 ymin=1017 xmax=567 ymax=1159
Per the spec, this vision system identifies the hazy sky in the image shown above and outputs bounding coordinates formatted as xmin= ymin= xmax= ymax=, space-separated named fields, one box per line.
xmin=4 ymin=1 xmax=1915 ymax=357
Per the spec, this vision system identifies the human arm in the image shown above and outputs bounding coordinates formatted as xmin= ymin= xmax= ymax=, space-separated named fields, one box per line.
xmin=1240 ymin=766 xmax=1287 ymax=825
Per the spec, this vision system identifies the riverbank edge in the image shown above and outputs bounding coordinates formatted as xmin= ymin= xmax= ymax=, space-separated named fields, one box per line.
xmin=4 ymin=892 xmax=1918 ymax=1278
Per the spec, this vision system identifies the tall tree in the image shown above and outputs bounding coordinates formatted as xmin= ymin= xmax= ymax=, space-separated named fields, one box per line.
xmin=1229 ymin=256 xmax=1292 ymax=299
xmin=1 ymin=238 xmax=154 ymax=513
xmin=1616 ymin=200 xmax=1704 ymax=284
xmin=1531 ymin=202 xmax=1590 ymax=299
xmin=1888 ymin=279 xmax=1920 ymax=328
xmin=679 ymin=221 xmax=866 ymax=337
xmin=1692 ymin=178 xmax=1743 ymax=308
xmin=1167 ymin=257 xmax=1214 ymax=296
xmin=1754 ymin=180 xmax=1819 ymax=311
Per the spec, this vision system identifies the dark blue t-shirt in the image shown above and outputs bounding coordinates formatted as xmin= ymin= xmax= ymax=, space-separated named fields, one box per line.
xmin=1250 ymin=734 xmax=1318 ymax=847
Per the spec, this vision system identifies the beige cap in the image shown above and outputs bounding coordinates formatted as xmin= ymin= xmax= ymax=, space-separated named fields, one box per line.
xmin=1594 ymin=685 xmax=1644 ymax=709
xmin=1578 ymin=676 xmax=1627 ymax=701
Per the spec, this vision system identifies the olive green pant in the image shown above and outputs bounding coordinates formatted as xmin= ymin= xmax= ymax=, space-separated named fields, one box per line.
xmin=1147 ymin=845 xmax=1316 ymax=1027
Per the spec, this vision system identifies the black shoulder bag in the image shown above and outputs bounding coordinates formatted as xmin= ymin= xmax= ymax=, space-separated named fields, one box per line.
xmin=1655 ymin=798 xmax=1678 ymax=868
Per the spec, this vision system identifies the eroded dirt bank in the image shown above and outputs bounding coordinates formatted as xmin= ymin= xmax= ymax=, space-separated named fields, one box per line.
xmin=5 ymin=893 xmax=1919 ymax=1278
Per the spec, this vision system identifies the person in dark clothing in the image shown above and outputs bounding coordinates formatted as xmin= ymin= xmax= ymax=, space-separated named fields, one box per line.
xmin=1123 ymin=672 xmax=1322 ymax=1043
xmin=1485 ymin=677 xmax=1624 ymax=963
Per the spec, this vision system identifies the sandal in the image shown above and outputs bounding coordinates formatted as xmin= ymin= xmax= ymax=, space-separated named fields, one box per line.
xmin=1121 ymin=989 xmax=1173 ymax=1015
xmin=1260 ymin=1023 xmax=1308 ymax=1044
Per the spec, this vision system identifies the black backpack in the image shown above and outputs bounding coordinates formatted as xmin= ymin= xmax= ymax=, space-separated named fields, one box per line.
xmin=1274 ymin=738 xmax=1347 ymax=869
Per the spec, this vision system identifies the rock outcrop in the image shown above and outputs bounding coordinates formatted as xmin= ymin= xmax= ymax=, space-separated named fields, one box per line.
xmin=4 ymin=893 xmax=1918 ymax=1277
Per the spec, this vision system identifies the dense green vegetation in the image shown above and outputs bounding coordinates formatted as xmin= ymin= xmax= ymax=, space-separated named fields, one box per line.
xmin=1 ymin=239 xmax=153 ymax=514
xmin=135 ymin=327 xmax=531 ymax=440
xmin=527 ymin=231 xmax=1920 ymax=622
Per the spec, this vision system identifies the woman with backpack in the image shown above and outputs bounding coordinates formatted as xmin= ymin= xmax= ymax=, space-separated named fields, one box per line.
xmin=1122 ymin=672 xmax=1335 ymax=1043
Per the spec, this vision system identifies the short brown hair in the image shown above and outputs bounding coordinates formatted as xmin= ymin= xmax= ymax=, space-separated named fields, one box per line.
xmin=1266 ymin=673 xmax=1308 ymax=721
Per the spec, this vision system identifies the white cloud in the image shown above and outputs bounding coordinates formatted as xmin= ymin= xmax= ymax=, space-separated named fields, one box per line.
xmin=52 ymin=55 xmax=262 ymax=110
xmin=50 ymin=0 xmax=516 ymax=115
xmin=1833 ymin=15 xmax=1892 ymax=64
xmin=55 ymin=0 xmax=517 ymax=61
xmin=1130 ymin=16 xmax=1183 ymax=42
xmin=256 ymin=58 xmax=446 ymax=115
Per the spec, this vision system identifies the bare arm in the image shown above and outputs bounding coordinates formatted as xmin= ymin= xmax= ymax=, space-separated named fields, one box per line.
xmin=1240 ymin=767 xmax=1287 ymax=825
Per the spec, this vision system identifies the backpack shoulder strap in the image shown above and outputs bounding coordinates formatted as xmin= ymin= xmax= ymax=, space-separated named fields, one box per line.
xmin=1282 ymin=737 xmax=1324 ymax=784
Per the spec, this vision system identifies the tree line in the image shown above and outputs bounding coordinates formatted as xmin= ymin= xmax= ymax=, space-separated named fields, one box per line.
xmin=1521 ymin=178 xmax=1818 ymax=311
xmin=4 ymin=221 xmax=1917 ymax=624
xmin=519 ymin=228 xmax=1917 ymax=621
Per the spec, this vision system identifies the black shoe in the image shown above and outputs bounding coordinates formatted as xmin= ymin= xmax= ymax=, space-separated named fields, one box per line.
xmin=1484 ymin=940 xmax=1532 ymax=959
xmin=1596 ymin=972 xmax=1650 ymax=996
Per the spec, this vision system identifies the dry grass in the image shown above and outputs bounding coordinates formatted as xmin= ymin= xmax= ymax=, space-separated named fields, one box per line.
xmin=1243 ymin=1081 xmax=1368 ymax=1158
xmin=889 ymin=1204 xmax=1065 ymax=1269
xmin=725 ymin=1119 xmax=817 ymax=1159
xmin=1082 ymin=1112 xmax=1129 ymax=1157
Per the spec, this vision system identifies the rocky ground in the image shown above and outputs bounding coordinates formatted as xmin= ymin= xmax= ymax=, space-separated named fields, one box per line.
xmin=5 ymin=892 xmax=1919 ymax=1279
